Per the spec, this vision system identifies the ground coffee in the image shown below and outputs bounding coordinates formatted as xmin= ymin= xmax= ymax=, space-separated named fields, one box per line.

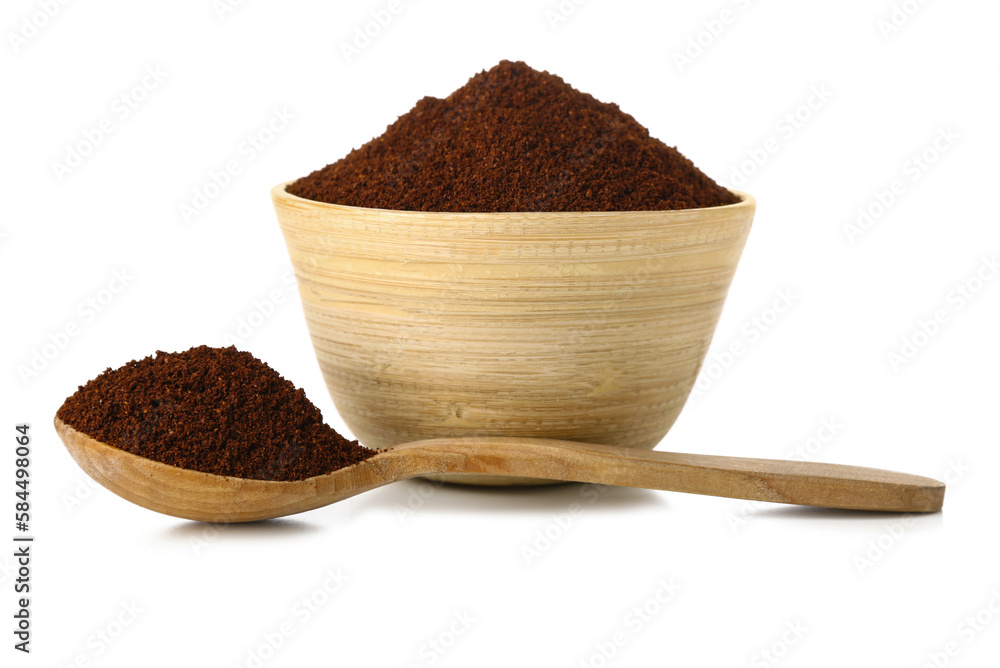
xmin=288 ymin=60 xmax=737 ymax=212
xmin=56 ymin=346 xmax=373 ymax=481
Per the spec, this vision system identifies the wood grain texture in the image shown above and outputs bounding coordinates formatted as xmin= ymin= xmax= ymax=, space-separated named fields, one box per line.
xmin=56 ymin=418 xmax=944 ymax=523
xmin=271 ymin=183 xmax=755 ymax=484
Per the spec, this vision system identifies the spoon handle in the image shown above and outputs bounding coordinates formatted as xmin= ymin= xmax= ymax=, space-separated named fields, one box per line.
xmin=391 ymin=438 xmax=945 ymax=512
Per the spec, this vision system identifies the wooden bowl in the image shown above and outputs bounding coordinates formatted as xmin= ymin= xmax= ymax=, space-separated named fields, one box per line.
xmin=272 ymin=183 xmax=755 ymax=485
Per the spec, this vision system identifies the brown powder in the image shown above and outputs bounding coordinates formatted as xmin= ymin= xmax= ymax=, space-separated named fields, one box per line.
xmin=56 ymin=346 xmax=373 ymax=481
xmin=288 ymin=60 xmax=737 ymax=213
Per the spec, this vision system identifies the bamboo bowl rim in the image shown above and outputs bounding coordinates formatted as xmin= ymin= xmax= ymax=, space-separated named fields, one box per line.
xmin=271 ymin=180 xmax=754 ymax=222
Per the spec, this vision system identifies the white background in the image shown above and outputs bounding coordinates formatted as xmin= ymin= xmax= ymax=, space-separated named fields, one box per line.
xmin=2 ymin=0 xmax=999 ymax=666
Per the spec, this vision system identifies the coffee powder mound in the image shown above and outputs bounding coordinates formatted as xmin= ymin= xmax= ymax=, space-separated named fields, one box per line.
xmin=56 ymin=346 xmax=374 ymax=481
xmin=288 ymin=60 xmax=737 ymax=212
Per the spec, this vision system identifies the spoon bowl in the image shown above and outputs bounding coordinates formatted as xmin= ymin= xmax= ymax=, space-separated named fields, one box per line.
xmin=55 ymin=418 xmax=945 ymax=523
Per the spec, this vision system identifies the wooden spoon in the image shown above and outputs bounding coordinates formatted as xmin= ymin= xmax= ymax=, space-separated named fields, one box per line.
xmin=54 ymin=418 xmax=944 ymax=523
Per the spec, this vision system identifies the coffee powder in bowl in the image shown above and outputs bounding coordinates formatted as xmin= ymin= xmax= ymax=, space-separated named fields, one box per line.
xmin=275 ymin=60 xmax=754 ymax=485
xmin=56 ymin=346 xmax=373 ymax=481
xmin=288 ymin=60 xmax=737 ymax=213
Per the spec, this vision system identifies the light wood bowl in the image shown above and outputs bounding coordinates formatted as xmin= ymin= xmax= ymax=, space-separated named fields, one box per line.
xmin=272 ymin=183 xmax=755 ymax=485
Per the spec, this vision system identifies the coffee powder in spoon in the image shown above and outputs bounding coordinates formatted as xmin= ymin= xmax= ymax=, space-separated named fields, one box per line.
xmin=56 ymin=346 xmax=373 ymax=481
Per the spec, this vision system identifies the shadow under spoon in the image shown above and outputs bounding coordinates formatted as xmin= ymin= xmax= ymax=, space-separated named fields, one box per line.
xmin=54 ymin=418 xmax=945 ymax=523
